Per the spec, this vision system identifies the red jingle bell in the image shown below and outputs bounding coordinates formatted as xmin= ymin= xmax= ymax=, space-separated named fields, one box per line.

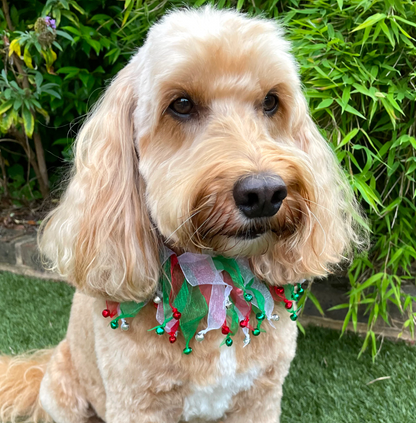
xmin=169 ymin=335 xmax=177 ymax=344
xmin=102 ymin=309 xmax=110 ymax=318
xmin=276 ymin=287 xmax=284 ymax=295
xmin=285 ymin=301 xmax=293 ymax=309
xmin=240 ymin=320 xmax=248 ymax=328
xmin=222 ymin=326 xmax=230 ymax=335
xmin=173 ymin=311 xmax=182 ymax=320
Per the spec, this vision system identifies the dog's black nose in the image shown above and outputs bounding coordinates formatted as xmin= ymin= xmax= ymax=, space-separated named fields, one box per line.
xmin=233 ymin=173 xmax=287 ymax=219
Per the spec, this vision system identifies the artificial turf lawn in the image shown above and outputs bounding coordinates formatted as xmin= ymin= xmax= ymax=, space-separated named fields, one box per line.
xmin=0 ymin=271 xmax=415 ymax=422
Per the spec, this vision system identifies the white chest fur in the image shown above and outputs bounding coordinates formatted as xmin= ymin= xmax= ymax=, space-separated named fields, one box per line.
xmin=181 ymin=345 xmax=261 ymax=421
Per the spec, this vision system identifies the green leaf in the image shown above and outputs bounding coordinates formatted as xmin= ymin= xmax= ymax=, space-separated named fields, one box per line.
xmin=394 ymin=15 xmax=416 ymax=29
xmin=70 ymin=1 xmax=85 ymax=14
xmin=42 ymin=89 xmax=61 ymax=99
xmin=315 ymin=98 xmax=333 ymax=109
xmin=306 ymin=291 xmax=325 ymax=316
xmin=86 ymin=39 xmax=101 ymax=55
xmin=352 ymin=14 xmax=386 ymax=32
xmin=296 ymin=320 xmax=305 ymax=335
xmin=387 ymin=248 xmax=403 ymax=268
xmin=327 ymin=303 xmax=349 ymax=311
xmin=22 ymin=106 xmax=34 ymax=138
xmin=380 ymin=21 xmax=395 ymax=48
xmin=56 ymin=66 xmax=81 ymax=74
xmin=341 ymin=309 xmax=352 ymax=336
xmin=62 ymin=26 xmax=81 ymax=36
xmin=0 ymin=99 xmax=14 ymax=115
xmin=122 ymin=0 xmax=134 ymax=27
xmin=353 ymin=177 xmax=381 ymax=210
xmin=350 ymin=273 xmax=385 ymax=295
xmin=336 ymin=128 xmax=359 ymax=150
xmin=335 ymin=100 xmax=366 ymax=119
xmin=342 ymin=86 xmax=351 ymax=108
xmin=23 ymin=47 xmax=33 ymax=69
xmin=52 ymin=137 xmax=73 ymax=146
xmin=56 ymin=30 xmax=74 ymax=42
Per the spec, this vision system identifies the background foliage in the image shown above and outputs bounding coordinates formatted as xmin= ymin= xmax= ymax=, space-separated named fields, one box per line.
xmin=1 ymin=0 xmax=416 ymax=357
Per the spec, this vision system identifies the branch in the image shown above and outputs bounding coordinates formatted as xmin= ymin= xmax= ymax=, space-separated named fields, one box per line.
xmin=33 ymin=132 xmax=49 ymax=190
xmin=7 ymin=129 xmax=49 ymax=198
xmin=1 ymin=0 xmax=14 ymax=32
xmin=0 ymin=150 xmax=8 ymax=197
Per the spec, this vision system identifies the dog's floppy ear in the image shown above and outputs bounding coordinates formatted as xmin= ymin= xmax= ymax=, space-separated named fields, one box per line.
xmin=253 ymin=95 xmax=367 ymax=285
xmin=40 ymin=60 xmax=160 ymax=302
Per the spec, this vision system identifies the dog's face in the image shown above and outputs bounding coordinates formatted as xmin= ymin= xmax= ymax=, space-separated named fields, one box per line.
xmin=137 ymin=11 xmax=310 ymax=258
xmin=40 ymin=8 xmax=364 ymax=301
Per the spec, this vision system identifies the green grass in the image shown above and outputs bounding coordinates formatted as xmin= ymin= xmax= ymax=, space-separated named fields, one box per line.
xmin=0 ymin=271 xmax=415 ymax=422
xmin=0 ymin=271 xmax=75 ymax=354
xmin=282 ymin=327 xmax=416 ymax=423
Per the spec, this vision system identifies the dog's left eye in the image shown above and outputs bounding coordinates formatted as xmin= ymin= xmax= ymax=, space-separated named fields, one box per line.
xmin=169 ymin=97 xmax=194 ymax=117
xmin=263 ymin=94 xmax=279 ymax=116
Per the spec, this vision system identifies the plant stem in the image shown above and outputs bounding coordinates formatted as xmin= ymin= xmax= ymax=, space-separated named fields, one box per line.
xmin=0 ymin=150 xmax=8 ymax=197
xmin=1 ymin=0 xmax=14 ymax=32
xmin=8 ymin=128 xmax=49 ymax=198
xmin=33 ymin=132 xmax=49 ymax=191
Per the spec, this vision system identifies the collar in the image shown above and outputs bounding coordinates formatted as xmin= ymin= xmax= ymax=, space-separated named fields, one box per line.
xmin=102 ymin=247 xmax=304 ymax=355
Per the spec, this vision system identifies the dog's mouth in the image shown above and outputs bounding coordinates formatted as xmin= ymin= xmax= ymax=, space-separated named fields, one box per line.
xmin=224 ymin=223 xmax=270 ymax=240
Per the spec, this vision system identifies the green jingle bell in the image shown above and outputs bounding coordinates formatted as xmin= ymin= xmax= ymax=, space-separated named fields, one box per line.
xmin=244 ymin=293 xmax=253 ymax=302
xmin=290 ymin=313 xmax=298 ymax=321
xmin=256 ymin=312 xmax=265 ymax=321
xmin=293 ymin=293 xmax=300 ymax=301
xmin=156 ymin=327 xmax=165 ymax=335
xmin=110 ymin=321 xmax=118 ymax=330
xmin=298 ymin=288 xmax=304 ymax=295
xmin=225 ymin=337 xmax=233 ymax=347
xmin=183 ymin=347 xmax=193 ymax=355
xmin=252 ymin=328 xmax=261 ymax=336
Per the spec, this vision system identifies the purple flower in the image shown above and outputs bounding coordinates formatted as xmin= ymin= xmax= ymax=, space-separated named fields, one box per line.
xmin=44 ymin=16 xmax=56 ymax=29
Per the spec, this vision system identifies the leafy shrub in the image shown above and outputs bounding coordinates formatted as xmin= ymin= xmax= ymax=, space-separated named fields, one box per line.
xmin=1 ymin=0 xmax=415 ymax=357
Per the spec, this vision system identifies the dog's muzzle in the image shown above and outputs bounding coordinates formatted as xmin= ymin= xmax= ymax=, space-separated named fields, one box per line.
xmin=233 ymin=173 xmax=287 ymax=219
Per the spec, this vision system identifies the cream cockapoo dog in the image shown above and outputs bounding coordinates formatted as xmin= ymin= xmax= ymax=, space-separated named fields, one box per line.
xmin=0 ymin=7 xmax=363 ymax=423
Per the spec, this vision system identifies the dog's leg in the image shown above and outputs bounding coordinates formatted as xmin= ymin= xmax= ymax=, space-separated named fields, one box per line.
xmin=222 ymin=362 xmax=289 ymax=423
xmin=104 ymin=380 xmax=184 ymax=423
xmin=39 ymin=339 xmax=94 ymax=423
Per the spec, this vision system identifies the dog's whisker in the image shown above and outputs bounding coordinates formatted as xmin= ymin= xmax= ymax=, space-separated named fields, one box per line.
xmin=165 ymin=209 xmax=203 ymax=242
xmin=290 ymin=206 xmax=327 ymax=256
xmin=188 ymin=217 xmax=212 ymax=249
xmin=302 ymin=198 xmax=339 ymax=218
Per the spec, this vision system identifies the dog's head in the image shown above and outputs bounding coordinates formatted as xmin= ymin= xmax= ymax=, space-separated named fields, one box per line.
xmin=40 ymin=7 xmax=365 ymax=301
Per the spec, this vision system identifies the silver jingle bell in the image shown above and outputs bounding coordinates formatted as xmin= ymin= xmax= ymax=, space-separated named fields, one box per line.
xmin=120 ymin=318 xmax=130 ymax=331
xmin=243 ymin=335 xmax=251 ymax=347
xmin=270 ymin=314 xmax=280 ymax=322
xmin=195 ymin=332 xmax=205 ymax=342
xmin=153 ymin=295 xmax=162 ymax=304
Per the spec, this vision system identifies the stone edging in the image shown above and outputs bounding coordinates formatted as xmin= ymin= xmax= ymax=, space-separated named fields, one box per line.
xmin=299 ymin=315 xmax=413 ymax=343
xmin=0 ymin=228 xmax=62 ymax=281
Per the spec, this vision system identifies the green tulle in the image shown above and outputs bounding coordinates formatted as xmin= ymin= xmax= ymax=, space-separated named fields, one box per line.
xmin=108 ymin=253 xmax=305 ymax=354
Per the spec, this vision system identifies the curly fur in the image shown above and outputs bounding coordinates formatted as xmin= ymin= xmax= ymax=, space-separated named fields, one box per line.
xmin=0 ymin=7 xmax=366 ymax=423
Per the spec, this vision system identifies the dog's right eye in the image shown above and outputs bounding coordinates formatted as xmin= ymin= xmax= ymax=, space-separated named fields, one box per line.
xmin=169 ymin=97 xmax=194 ymax=117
